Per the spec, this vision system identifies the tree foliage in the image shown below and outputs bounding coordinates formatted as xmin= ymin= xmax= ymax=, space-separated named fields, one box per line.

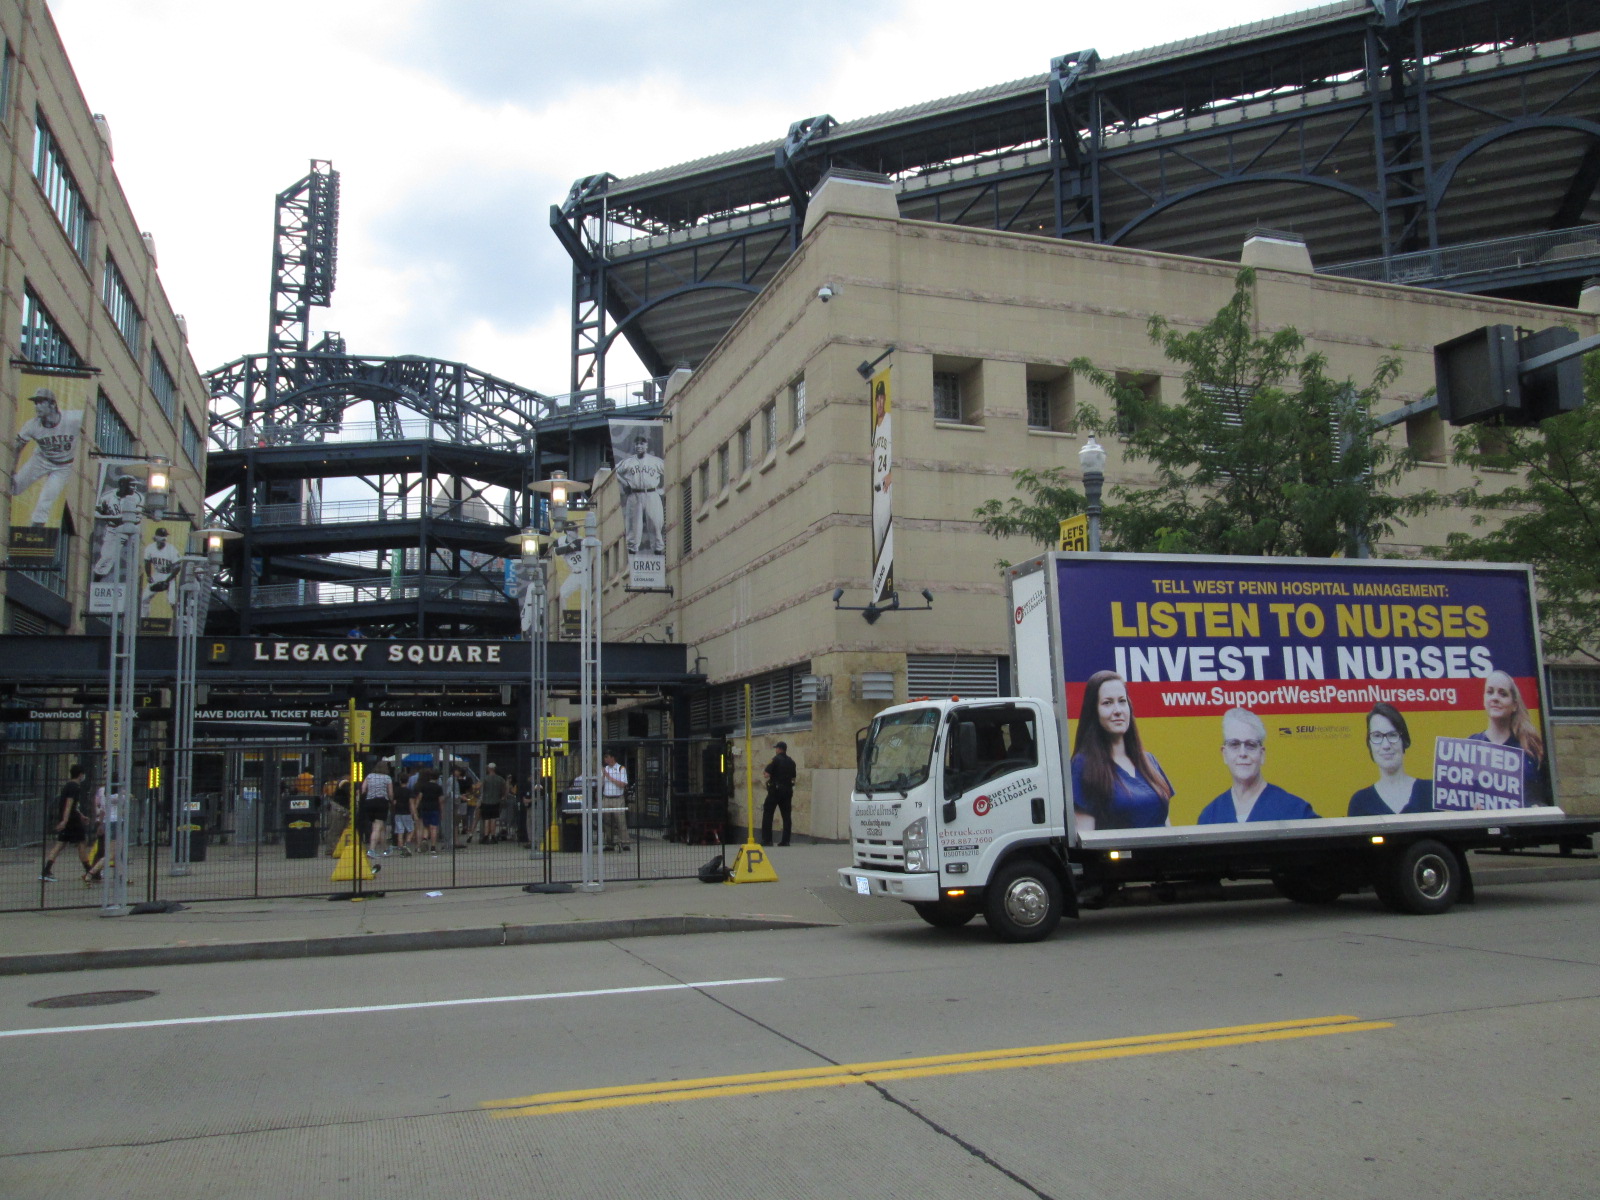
xmin=975 ymin=269 xmax=1419 ymax=557
xmin=1438 ymin=351 xmax=1600 ymax=662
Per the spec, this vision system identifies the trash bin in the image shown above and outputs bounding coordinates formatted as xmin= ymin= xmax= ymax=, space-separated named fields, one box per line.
xmin=283 ymin=798 xmax=319 ymax=859
xmin=180 ymin=800 xmax=207 ymax=862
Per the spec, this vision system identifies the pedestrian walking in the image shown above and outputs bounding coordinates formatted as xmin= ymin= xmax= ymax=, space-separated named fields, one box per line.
xmin=761 ymin=741 xmax=797 ymax=847
xmin=40 ymin=765 xmax=96 ymax=882
xmin=602 ymin=752 xmax=630 ymax=851
xmin=359 ymin=760 xmax=393 ymax=859
xmin=478 ymin=763 xmax=507 ymax=844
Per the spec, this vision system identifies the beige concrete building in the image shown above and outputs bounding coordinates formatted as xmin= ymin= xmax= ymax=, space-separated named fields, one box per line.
xmin=589 ymin=173 xmax=1600 ymax=831
xmin=0 ymin=0 xmax=208 ymax=635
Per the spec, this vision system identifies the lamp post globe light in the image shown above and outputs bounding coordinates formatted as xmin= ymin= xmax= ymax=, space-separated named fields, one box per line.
xmin=1078 ymin=436 xmax=1107 ymax=554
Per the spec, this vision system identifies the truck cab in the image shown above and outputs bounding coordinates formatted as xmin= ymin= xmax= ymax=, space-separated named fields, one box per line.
xmin=840 ymin=696 xmax=1071 ymax=940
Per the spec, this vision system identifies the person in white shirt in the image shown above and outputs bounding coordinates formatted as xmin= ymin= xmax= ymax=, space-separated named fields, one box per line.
xmin=11 ymin=389 xmax=85 ymax=525
xmin=602 ymin=751 xmax=630 ymax=851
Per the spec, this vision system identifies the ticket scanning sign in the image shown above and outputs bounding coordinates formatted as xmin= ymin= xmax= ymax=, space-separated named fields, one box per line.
xmin=1052 ymin=556 xmax=1554 ymax=834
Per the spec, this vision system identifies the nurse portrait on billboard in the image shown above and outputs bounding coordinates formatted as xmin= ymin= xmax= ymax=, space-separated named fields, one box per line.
xmin=1198 ymin=708 xmax=1318 ymax=824
xmin=1469 ymin=669 xmax=1548 ymax=804
xmin=1070 ymin=670 xmax=1173 ymax=830
xmin=1347 ymin=702 xmax=1434 ymax=816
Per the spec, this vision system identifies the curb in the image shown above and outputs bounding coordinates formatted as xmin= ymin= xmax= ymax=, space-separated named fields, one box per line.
xmin=0 ymin=914 xmax=832 ymax=977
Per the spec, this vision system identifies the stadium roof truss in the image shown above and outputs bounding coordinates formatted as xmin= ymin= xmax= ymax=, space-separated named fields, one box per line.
xmin=552 ymin=0 xmax=1600 ymax=388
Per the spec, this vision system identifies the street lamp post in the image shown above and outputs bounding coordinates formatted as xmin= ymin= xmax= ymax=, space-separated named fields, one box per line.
xmin=100 ymin=463 xmax=169 ymax=916
xmin=170 ymin=527 xmax=239 ymax=876
xmin=1079 ymin=437 xmax=1107 ymax=553
xmin=526 ymin=471 xmax=603 ymax=890
xmin=509 ymin=528 xmax=548 ymax=859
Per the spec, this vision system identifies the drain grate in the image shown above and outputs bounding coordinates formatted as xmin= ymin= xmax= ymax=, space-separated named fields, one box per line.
xmin=30 ymin=989 xmax=157 ymax=1009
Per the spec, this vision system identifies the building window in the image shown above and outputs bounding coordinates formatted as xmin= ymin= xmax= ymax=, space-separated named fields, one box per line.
xmin=1 ymin=41 xmax=15 ymax=126
xmin=1549 ymin=665 xmax=1600 ymax=715
xmin=1113 ymin=373 xmax=1160 ymax=437
xmin=738 ymin=423 xmax=751 ymax=475
xmin=33 ymin=114 xmax=93 ymax=263
xmin=1026 ymin=380 xmax=1051 ymax=429
xmin=698 ymin=460 xmax=710 ymax=510
xmin=149 ymin=350 xmax=176 ymax=420
xmin=20 ymin=287 xmax=84 ymax=367
xmin=181 ymin=413 xmax=204 ymax=466
xmin=788 ymin=377 xmax=806 ymax=433
xmin=1406 ymin=410 xmax=1447 ymax=464
xmin=933 ymin=371 xmax=963 ymax=422
xmin=762 ymin=402 xmax=777 ymax=456
xmin=95 ymin=391 xmax=136 ymax=457
xmin=102 ymin=255 xmax=143 ymax=359
xmin=681 ymin=477 xmax=693 ymax=555
xmin=717 ymin=443 xmax=729 ymax=492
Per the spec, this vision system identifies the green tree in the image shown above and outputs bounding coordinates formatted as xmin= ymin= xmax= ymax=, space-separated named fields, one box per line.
xmin=975 ymin=269 xmax=1419 ymax=557
xmin=1439 ymin=352 xmax=1600 ymax=663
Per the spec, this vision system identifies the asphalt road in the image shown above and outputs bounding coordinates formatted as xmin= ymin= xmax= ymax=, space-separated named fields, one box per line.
xmin=3 ymin=881 xmax=1598 ymax=1199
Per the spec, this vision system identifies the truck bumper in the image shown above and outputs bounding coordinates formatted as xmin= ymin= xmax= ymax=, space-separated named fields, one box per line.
xmin=838 ymin=867 xmax=941 ymax=902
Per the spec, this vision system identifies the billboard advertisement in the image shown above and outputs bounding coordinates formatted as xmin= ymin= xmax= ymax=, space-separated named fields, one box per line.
xmin=8 ymin=371 xmax=90 ymax=563
xmin=1054 ymin=557 xmax=1553 ymax=835
xmin=608 ymin=419 xmax=666 ymax=590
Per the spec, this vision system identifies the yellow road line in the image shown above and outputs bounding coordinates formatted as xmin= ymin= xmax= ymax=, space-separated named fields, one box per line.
xmin=484 ymin=1014 xmax=1391 ymax=1118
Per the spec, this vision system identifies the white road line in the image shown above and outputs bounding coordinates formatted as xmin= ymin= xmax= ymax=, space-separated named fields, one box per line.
xmin=0 ymin=976 xmax=783 ymax=1039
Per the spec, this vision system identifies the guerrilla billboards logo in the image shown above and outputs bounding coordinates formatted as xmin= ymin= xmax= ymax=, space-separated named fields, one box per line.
xmin=972 ymin=774 xmax=1035 ymax=817
xmin=1015 ymin=589 xmax=1045 ymax=625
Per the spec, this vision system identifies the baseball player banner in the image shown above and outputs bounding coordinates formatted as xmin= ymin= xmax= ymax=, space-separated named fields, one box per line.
xmin=8 ymin=371 xmax=91 ymax=563
xmin=88 ymin=460 xmax=150 ymax=614
xmin=869 ymin=366 xmax=894 ymax=604
xmin=138 ymin=516 xmax=189 ymax=634
xmin=609 ymin=419 xmax=667 ymax=591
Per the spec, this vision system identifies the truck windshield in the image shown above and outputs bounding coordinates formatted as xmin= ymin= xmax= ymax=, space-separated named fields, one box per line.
xmin=857 ymin=708 xmax=939 ymax=795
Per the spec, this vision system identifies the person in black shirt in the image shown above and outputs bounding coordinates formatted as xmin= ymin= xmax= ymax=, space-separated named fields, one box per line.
xmin=41 ymin=765 xmax=95 ymax=882
xmin=414 ymin=769 xmax=444 ymax=855
xmin=761 ymin=742 xmax=797 ymax=847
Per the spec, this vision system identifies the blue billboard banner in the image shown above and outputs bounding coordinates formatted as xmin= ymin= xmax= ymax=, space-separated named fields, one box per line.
xmin=1053 ymin=557 xmax=1553 ymax=832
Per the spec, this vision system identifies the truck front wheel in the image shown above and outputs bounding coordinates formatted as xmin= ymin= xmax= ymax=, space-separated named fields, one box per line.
xmin=912 ymin=901 xmax=977 ymax=929
xmin=983 ymin=858 xmax=1063 ymax=942
xmin=1375 ymin=839 xmax=1462 ymax=915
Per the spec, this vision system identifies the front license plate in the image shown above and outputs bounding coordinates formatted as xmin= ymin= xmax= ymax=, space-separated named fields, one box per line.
xmin=855 ymin=876 xmax=870 ymax=895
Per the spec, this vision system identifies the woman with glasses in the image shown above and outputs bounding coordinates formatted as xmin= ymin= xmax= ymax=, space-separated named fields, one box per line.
xmin=1348 ymin=702 xmax=1433 ymax=816
xmin=1197 ymin=707 xmax=1318 ymax=823
xmin=1070 ymin=670 xmax=1174 ymax=830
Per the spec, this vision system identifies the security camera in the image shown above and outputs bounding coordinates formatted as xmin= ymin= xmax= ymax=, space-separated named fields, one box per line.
xmin=817 ymin=285 xmax=836 ymax=303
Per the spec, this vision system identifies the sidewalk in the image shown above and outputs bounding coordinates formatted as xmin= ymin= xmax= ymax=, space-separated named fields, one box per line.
xmin=1 ymin=843 xmax=1594 ymax=976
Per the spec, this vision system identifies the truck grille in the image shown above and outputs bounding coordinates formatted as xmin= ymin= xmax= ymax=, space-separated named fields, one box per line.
xmin=853 ymin=835 xmax=904 ymax=870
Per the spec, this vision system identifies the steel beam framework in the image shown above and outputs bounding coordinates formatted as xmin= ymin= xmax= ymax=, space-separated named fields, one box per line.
xmin=554 ymin=0 xmax=1600 ymax=383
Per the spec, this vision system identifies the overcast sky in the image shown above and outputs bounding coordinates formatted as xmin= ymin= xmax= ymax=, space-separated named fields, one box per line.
xmin=47 ymin=0 xmax=1320 ymax=396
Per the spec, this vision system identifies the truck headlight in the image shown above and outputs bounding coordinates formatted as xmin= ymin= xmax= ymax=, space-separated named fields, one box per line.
xmin=904 ymin=817 xmax=928 ymax=872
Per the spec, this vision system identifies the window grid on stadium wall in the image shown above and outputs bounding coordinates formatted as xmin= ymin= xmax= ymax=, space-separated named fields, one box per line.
xmin=32 ymin=113 xmax=92 ymax=263
xmin=20 ymin=287 xmax=83 ymax=367
xmin=688 ymin=663 xmax=810 ymax=732
xmin=101 ymin=255 xmax=142 ymax=359
xmin=1548 ymin=665 xmax=1600 ymax=716
xmin=181 ymin=414 xmax=204 ymax=466
xmin=95 ymin=391 xmax=135 ymax=457
xmin=149 ymin=350 xmax=176 ymax=420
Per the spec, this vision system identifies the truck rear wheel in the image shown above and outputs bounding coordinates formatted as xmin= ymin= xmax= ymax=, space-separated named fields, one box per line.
xmin=983 ymin=858 xmax=1063 ymax=942
xmin=912 ymin=901 xmax=977 ymax=929
xmin=1376 ymin=840 xmax=1461 ymax=915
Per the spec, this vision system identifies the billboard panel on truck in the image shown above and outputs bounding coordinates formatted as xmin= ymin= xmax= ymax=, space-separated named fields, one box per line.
xmin=1052 ymin=556 xmax=1555 ymax=837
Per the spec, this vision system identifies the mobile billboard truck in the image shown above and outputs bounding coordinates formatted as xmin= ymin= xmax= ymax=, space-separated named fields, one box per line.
xmin=841 ymin=554 xmax=1599 ymax=941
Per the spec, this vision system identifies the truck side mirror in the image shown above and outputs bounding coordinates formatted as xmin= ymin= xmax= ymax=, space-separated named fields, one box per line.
xmin=942 ymin=800 xmax=958 ymax=823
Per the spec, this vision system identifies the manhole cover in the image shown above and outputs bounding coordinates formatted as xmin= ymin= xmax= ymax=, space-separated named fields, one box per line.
xmin=30 ymin=989 xmax=157 ymax=1010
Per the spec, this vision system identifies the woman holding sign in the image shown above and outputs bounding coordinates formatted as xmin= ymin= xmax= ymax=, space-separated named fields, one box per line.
xmin=1070 ymin=670 xmax=1174 ymax=830
xmin=1468 ymin=670 xmax=1548 ymax=804
xmin=1348 ymin=703 xmax=1433 ymax=816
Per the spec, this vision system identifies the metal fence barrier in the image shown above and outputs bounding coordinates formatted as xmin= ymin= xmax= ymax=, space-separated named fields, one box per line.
xmin=0 ymin=738 xmax=733 ymax=911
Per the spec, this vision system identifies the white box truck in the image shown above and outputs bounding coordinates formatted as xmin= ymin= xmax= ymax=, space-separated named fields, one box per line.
xmin=840 ymin=553 xmax=1599 ymax=940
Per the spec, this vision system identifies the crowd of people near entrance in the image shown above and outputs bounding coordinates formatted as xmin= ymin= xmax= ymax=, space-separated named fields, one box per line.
xmin=312 ymin=760 xmax=537 ymax=859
